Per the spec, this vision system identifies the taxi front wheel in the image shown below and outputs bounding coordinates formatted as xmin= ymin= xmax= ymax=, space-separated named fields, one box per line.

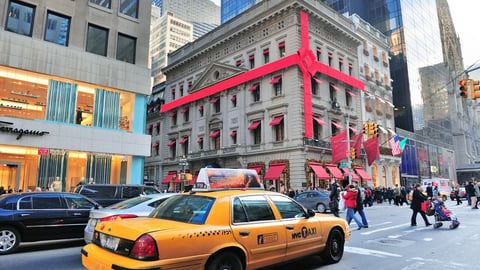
xmin=320 ymin=228 xmax=344 ymax=264
xmin=206 ymin=251 xmax=243 ymax=270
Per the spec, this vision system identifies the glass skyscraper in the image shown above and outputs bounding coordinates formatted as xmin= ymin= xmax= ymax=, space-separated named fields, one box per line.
xmin=221 ymin=0 xmax=258 ymax=23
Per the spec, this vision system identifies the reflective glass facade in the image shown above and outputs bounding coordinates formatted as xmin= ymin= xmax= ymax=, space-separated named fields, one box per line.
xmin=221 ymin=0 xmax=257 ymax=23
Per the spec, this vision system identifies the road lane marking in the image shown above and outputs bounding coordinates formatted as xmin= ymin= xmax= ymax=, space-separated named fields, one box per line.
xmin=409 ymin=257 xmax=467 ymax=267
xmin=388 ymin=234 xmax=402 ymax=239
xmin=423 ymin=238 xmax=433 ymax=241
xmin=360 ymin=223 xmax=410 ymax=235
xmin=345 ymin=246 xmax=402 ymax=258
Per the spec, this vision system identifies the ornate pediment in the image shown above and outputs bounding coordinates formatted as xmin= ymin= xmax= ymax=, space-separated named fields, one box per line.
xmin=190 ymin=62 xmax=248 ymax=93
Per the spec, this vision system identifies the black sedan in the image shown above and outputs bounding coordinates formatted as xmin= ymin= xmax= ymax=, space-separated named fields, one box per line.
xmin=294 ymin=190 xmax=331 ymax=213
xmin=0 ymin=192 xmax=99 ymax=255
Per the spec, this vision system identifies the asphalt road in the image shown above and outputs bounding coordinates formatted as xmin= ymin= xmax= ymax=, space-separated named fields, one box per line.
xmin=2 ymin=199 xmax=479 ymax=270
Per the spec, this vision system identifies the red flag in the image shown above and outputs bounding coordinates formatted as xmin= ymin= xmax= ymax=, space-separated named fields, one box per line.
xmin=350 ymin=134 xmax=362 ymax=157
xmin=363 ymin=137 xmax=380 ymax=166
xmin=331 ymin=131 xmax=348 ymax=163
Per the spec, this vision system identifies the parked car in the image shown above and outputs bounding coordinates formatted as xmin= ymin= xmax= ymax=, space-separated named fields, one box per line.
xmin=0 ymin=192 xmax=99 ymax=255
xmin=84 ymin=193 xmax=176 ymax=243
xmin=72 ymin=184 xmax=161 ymax=207
xmin=294 ymin=190 xmax=331 ymax=213
xmin=82 ymin=168 xmax=351 ymax=270
xmin=450 ymin=187 xmax=466 ymax=200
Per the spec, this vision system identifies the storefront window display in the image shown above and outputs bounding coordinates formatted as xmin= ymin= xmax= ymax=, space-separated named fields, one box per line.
xmin=0 ymin=66 xmax=134 ymax=131
xmin=0 ymin=145 xmax=129 ymax=192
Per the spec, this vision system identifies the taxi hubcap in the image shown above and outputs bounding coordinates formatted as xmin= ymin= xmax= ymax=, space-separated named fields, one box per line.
xmin=0 ymin=230 xmax=16 ymax=251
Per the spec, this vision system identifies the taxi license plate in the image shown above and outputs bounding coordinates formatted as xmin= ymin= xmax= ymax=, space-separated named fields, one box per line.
xmin=100 ymin=234 xmax=119 ymax=251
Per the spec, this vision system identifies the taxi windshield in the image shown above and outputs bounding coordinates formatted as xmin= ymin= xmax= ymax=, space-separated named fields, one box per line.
xmin=150 ymin=195 xmax=215 ymax=224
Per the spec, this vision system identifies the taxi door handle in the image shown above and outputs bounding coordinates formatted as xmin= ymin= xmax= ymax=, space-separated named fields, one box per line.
xmin=239 ymin=231 xmax=250 ymax=236
xmin=286 ymin=225 xmax=294 ymax=230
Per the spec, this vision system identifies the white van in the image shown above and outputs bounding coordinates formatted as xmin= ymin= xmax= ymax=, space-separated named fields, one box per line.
xmin=422 ymin=178 xmax=451 ymax=201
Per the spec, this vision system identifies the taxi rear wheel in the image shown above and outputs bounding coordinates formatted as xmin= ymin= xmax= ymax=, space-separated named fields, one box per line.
xmin=206 ymin=251 xmax=243 ymax=270
xmin=320 ymin=228 xmax=344 ymax=264
xmin=0 ymin=227 xmax=20 ymax=255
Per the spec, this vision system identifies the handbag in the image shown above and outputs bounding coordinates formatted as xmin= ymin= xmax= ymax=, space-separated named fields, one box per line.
xmin=421 ymin=201 xmax=427 ymax=212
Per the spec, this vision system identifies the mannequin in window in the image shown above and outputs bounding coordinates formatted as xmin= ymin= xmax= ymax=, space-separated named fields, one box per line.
xmin=76 ymin=107 xmax=83 ymax=124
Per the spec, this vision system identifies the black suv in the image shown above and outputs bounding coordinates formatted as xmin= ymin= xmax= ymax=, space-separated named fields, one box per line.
xmin=72 ymin=184 xmax=161 ymax=207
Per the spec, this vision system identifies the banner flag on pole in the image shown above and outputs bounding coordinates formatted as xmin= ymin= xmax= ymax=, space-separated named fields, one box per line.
xmin=363 ymin=137 xmax=380 ymax=166
xmin=330 ymin=131 xmax=349 ymax=164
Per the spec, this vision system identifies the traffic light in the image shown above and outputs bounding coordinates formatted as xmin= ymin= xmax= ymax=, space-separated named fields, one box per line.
xmin=351 ymin=148 xmax=356 ymax=160
xmin=369 ymin=123 xmax=378 ymax=137
xmin=363 ymin=122 xmax=369 ymax=134
xmin=459 ymin=79 xmax=468 ymax=99
xmin=470 ymin=80 xmax=480 ymax=99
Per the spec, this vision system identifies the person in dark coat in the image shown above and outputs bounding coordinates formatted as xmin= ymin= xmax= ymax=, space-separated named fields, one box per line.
xmin=425 ymin=183 xmax=433 ymax=199
xmin=329 ymin=180 xmax=340 ymax=217
xmin=410 ymin=184 xmax=432 ymax=227
xmin=353 ymin=181 xmax=368 ymax=228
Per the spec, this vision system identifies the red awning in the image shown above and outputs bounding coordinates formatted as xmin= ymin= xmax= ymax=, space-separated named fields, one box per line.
xmin=153 ymin=123 xmax=159 ymax=128
xmin=264 ymin=163 xmax=286 ymax=180
xmin=339 ymin=59 xmax=344 ymax=63
xmin=209 ymin=130 xmax=220 ymax=138
xmin=349 ymin=64 xmax=353 ymax=68
xmin=231 ymin=96 xmax=236 ymax=102
xmin=179 ymin=86 xmax=183 ymax=90
xmin=180 ymin=108 xmax=188 ymax=114
xmin=347 ymin=90 xmax=355 ymax=97
xmin=263 ymin=49 xmax=269 ymax=54
xmin=188 ymin=82 xmax=192 ymax=86
xmin=168 ymin=140 xmax=176 ymax=147
xmin=161 ymin=172 xmax=176 ymax=184
xmin=236 ymin=60 xmax=242 ymax=66
xmin=278 ymin=42 xmax=285 ymax=48
xmin=146 ymin=125 xmax=152 ymax=130
xmin=330 ymin=83 xmax=340 ymax=91
xmin=247 ymin=165 xmax=262 ymax=174
xmin=248 ymin=121 xmax=261 ymax=130
xmin=210 ymin=97 xmax=220 ymax=104
xmin=198 ymin=106 xmax=203 ymax=112
xmin=197 ymin=138 xmax=203 ymax=143
xmin=349 ymin=126 xmax=359 ymax=134
xmin=328 ymin=53 xmax=333 ymax=58
xmin=316 ymin=48 xmax=322 ymax=53
xmin=312 ymin=77 xmax=323 ymax=84
xmin=331 ymin=121 xmax=344 ymax=130
xmin=326 ymin=165 xmax=344 ymax=180
xmin=249 ymin=55 xmax=255 ymax=60
xmin=190 ymin=172 xmax=199 ymax=185
xmin=173 ymin=175 xmax=181 ymax=184
xmin=169 ymin=112 xmax=176 ymax=117
xmin=270 ymin=76 xmax=282 ymax=84
xmin=309 ymin=163 xmax=330 ymax=180
xmin=342 ymin=168 xmax=360 ymax=181
xmin=354 ymin=167 xmax=372 ymax=181
xmin=313 ymin=117 xmax=326 ymax=126
xmin=248 ymin=83 xmax=259 ymax=91
xmin=269 ymin=116 xmax=284 ymax=126
xmin=230 ymin=131 xmax=237 ymax=137
xmin=179 ymin=137 xmax=188 ymax=144
xmin=152 ymin=143 xmax=159 ymax=148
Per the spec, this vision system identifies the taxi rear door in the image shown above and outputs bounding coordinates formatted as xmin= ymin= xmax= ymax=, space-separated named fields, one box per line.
xmin=268 ymin=194 xmax=324 ymax=261
xmin=230 ymin=195 xmax=287 ymax=269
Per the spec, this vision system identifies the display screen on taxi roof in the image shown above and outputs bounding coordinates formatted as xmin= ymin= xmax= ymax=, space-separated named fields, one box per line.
xmin=193 ymin=168 xmax=263 ymax=191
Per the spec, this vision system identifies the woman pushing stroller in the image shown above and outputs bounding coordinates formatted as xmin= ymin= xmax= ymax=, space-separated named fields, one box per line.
xmin=410 ymin=184 xmax=432 ymax=227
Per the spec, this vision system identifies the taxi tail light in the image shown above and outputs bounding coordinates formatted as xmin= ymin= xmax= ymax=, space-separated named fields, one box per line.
xmin=130 ymin=234 xmax=158 ymax=261
xmin=99 ymin=214 xmax=138 ymax=222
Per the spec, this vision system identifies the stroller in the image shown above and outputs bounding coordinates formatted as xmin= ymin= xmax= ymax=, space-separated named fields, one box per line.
xmin=428 ymin=199 xmax=460 ymax=229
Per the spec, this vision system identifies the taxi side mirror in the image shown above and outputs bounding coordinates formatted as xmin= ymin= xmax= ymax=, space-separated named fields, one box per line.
xmin=307 ymin=209 xmax=316 ymax=218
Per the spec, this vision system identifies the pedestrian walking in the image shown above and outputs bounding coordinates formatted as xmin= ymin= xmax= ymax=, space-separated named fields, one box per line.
xmin=329 ymin=179 xmax=340 ymax=217
xmin=353 ymin=181 xmax=368 ymax=228
xmin=386 ymin=187 xmax=393 ymax=205
xmin=342 ymin=184 xmax=364 ymax=230
xmin=433 ymin=185 xmax=439 ymax=201
xmin=410 ymin=184 xmax=432 ymax=227
xmin=474 ymin=181 xmax=480 ymax=209
xmin=393 ymin=184 xmax=401 ymax=206
xmin=454 ymin=185 xmax=462 ymax=205
xmin=426 ymin=183 xmax=433 ymax=200
xmin=466 ymin=181 xmax=476 ymax=209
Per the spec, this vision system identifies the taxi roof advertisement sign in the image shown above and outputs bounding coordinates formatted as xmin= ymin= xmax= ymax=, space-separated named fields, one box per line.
xmin=193 ymin=168 xmax=264 ymax=191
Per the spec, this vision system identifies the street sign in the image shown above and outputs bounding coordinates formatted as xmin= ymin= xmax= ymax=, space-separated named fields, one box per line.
xmin=179 ymin=162 xmax=189 ymax=166
xmin=339 ymin=163 xmax=348 ymax=169
xmin=38 ymin=148 xmax=49 ymax=155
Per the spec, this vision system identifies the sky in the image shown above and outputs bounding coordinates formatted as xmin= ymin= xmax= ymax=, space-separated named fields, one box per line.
xmin=210 ymin=0 xmax=478 ymax=70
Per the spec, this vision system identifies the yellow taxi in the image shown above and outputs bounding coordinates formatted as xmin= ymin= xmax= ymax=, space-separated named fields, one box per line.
xmin=82 ymin=169 xmax=350 ymax=270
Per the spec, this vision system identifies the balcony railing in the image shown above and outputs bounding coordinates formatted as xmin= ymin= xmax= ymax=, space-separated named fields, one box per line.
xmin=303 ymin=137 xmax=331 ymax=149
xmin=204 ymin=149 xmax=218 ymax=156
xmin=223 ymin=146 xmax=237 ymax=153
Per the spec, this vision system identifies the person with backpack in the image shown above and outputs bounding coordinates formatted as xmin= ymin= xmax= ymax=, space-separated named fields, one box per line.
xmin=353 ymin=180 xmax=368 ymax=228
xmin=329 ymin=179 xmax=340 ymax=217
